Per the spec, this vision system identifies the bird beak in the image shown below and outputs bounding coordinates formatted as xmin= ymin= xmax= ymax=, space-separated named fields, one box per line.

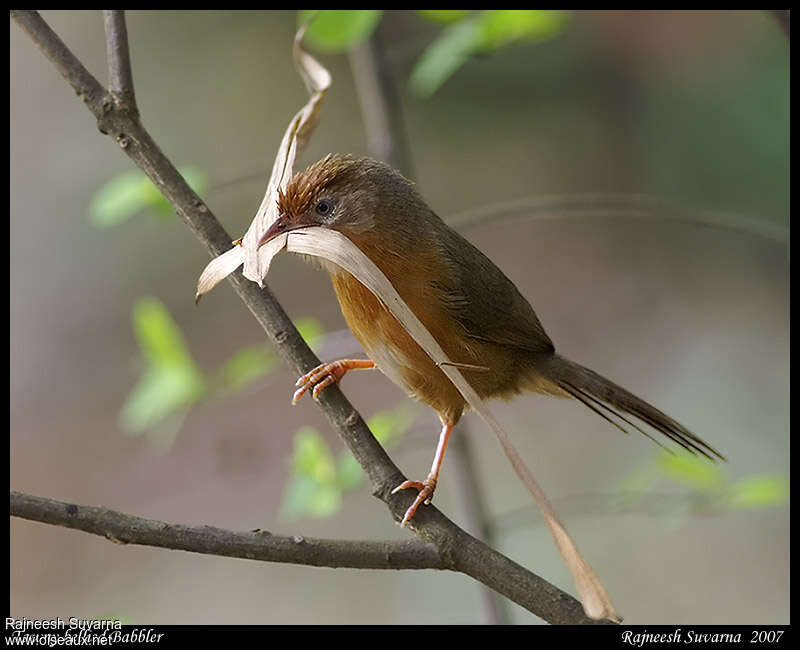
xmin=257 ymin=217 xmax=305 ymax=249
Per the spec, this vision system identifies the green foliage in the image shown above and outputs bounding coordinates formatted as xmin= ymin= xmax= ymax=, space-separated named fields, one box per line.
xmin=282 ymin=426 xmax=342 ymax=518
xmin=409 ymin=10 xmax=567 ymax=97
xmin=728 ymin=475 xmax=789 ymax=510
xmin=656 ymin=451 xmax=726 ymax=490
xmin=417 ymin=10 xmax=469 ymax=25
xmin=299 ymin=10 xmax=383 ymax=52
xmin=620 ymin=450 xmax=788 ymax=519
xmin=120 ymin=296 xmax=325 ymax=449
xmin=120 ymin=298 xmax=206 ymax=439
xmin=408 ymin=17 xmax=482 ymax=100
xmin=281 ymin=404 xmax=416 ymax=519
xmin=216 ymin=317 xmax=323 ymax=392
xmin=217 ymin=344 xmax=278 ymax=392
xmin=296 ymin=10 xmax=567 ymax=98
xmin=478 ymin=10 xmax=565 ymax=50
xmin=294 ymin=316 xmax=325 ymax=349
xmin=89 ymin=166 xmax=207 ymax=227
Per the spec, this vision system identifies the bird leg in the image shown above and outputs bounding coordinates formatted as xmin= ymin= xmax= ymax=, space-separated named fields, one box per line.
xmin=392 ymin=420 xmax=454 ymax=526
xmin=292 ymin=359 xmax=375 ymax=404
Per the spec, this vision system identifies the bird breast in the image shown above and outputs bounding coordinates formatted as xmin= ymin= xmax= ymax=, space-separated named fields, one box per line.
xmin=328 ymin=261 xmax=469 ymax=424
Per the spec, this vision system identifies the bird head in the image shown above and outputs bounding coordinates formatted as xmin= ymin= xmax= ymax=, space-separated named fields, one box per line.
xmin=258 ymin=154 xmax=429 ymax=251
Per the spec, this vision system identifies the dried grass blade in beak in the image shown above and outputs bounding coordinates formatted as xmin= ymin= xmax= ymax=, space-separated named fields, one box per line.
xmin=195 ymin=27 xmax=331 ymax=300
xmin=195 ymin=245 xmax=245 ymax=303
xmin=280 ymin=227 xmax=621 ymax=623
xmin=240 ymin=28 xmax=332 ymax=287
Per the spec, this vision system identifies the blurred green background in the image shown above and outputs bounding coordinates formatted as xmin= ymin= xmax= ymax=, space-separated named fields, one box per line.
xmin=10 ymin=10 xmax=788 ymax=624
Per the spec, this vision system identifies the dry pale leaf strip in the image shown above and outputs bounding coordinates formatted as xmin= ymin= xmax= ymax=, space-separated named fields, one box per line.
xmin=257 ymin=232 xmax=289 ymax=277
xmin=195 ymin=30 xmax=331 ymax=298
xmin=240 ymin=118 xmax=298 ymax=286
xmin=195 ymin=244 xmax=245 ymax=302
xmin=283 ymin=227 xmax=620 ymax=622
xmin=240 ymin=30 xmax=332 ymax=286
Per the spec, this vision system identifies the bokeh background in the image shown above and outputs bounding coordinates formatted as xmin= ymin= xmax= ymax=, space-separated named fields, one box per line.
xmin=10 ymin=10 xmax=788 ymax=624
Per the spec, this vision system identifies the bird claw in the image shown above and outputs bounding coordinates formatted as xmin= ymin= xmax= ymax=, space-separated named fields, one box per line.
xmin=392 ymin=477 xmax=437 ymax=526
xmin=292 ymin=361 xmax=348 ymax=404
xmin=292 ymin=359 xmax=375 ymax=405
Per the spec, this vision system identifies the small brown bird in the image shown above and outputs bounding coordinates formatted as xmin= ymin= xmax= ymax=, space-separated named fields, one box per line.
xmin=259 ymin=154 xmax=724 ymax=525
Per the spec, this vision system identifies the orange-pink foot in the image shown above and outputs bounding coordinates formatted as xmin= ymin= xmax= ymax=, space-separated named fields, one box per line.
xmin=292 ymin=359 xmax=375 ymax=404
xmin=391 ymin=477 xmax=437 ymax=526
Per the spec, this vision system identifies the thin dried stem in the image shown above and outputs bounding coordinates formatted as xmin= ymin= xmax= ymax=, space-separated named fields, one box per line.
xmin=446 ymin=193 xmax=789 ymax=243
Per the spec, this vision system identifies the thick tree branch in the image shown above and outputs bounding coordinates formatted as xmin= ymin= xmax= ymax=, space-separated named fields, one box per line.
xmin=11 ymin=491 xmax=443 ymax=570
xmin=10 ymin=10 xmax=605 ymax=624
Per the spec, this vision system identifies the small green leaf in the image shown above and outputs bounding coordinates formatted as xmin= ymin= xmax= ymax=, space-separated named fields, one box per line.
xmin=417 ymin=10 xmax=470 ymax=24
xmin=617 ymin=463 xmax=662 ymax=505
xmin=409 ymin=16 xmax=483 ymax=98
xmin=89 ymin=166 xmax=207 ymax=226
xmin=218 ymin=345 xmax=277 ymax=390
xmin=728 ymin=475 xmax=788 ymax=509
xmin=282 ymin=427 xmax=343 ymax=519
xmin=281 ymin=474 xmax=342 ymax=518
xmin=121 ymin=297 xmax=205 ymax=438
xmin=149 ymin=166 xmax=207 ymax=217
xmin=335 ymin=452 xmax=364 ymax=491
xmin=334 ymin=404 xmax=416 ymax=491
xmin=410 ymin=10 xmax=567 ymax=98
xmin=367 ymin=404 xmax=416 ymax=446
xmin=478 ymin=10 xmax=566 ymax=51
xmin=294 ymin=316 xmax=324 ymax=350
xmin=89 ymin=170 xmax=154 ymax=227
xmin=120 ymin=366 xmax=203 ymax=435
xmin=299 ymin=10 xmax=383 ymax=52
xmin=292 ymin=426 xmax=336 ymax=483
xmin=281 ymin=474 xmax=318 ymax=517
xmin=304 ymin=482 xmax=342 ymax=516
xmin=132 ymin=298 xmax=194 ymax=367
xmin=143 ymin=406 xmax=190 ymax=452
xmin=656 ymin=451 xmax=726 ymax=491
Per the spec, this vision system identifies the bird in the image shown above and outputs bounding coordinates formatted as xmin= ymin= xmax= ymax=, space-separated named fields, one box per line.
xmin=258 ymin=153 xmax=724 ymax=526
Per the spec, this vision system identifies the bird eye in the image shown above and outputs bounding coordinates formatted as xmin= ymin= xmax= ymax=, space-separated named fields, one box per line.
xmin=315 ymin=198 xmax=335 ymax=218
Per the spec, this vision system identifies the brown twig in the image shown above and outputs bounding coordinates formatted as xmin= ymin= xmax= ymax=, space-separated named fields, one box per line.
xmin=10 ymin=10 xmax=606 ymax=625
xmin=11 ymin=491 xmax=442 ymax=570
xmin=103 ymin=10 xmax=137 ymax=110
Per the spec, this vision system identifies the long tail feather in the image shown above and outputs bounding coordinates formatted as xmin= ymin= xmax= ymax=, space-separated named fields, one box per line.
xmin=542 ymin=355 xmax=725 ymax=461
